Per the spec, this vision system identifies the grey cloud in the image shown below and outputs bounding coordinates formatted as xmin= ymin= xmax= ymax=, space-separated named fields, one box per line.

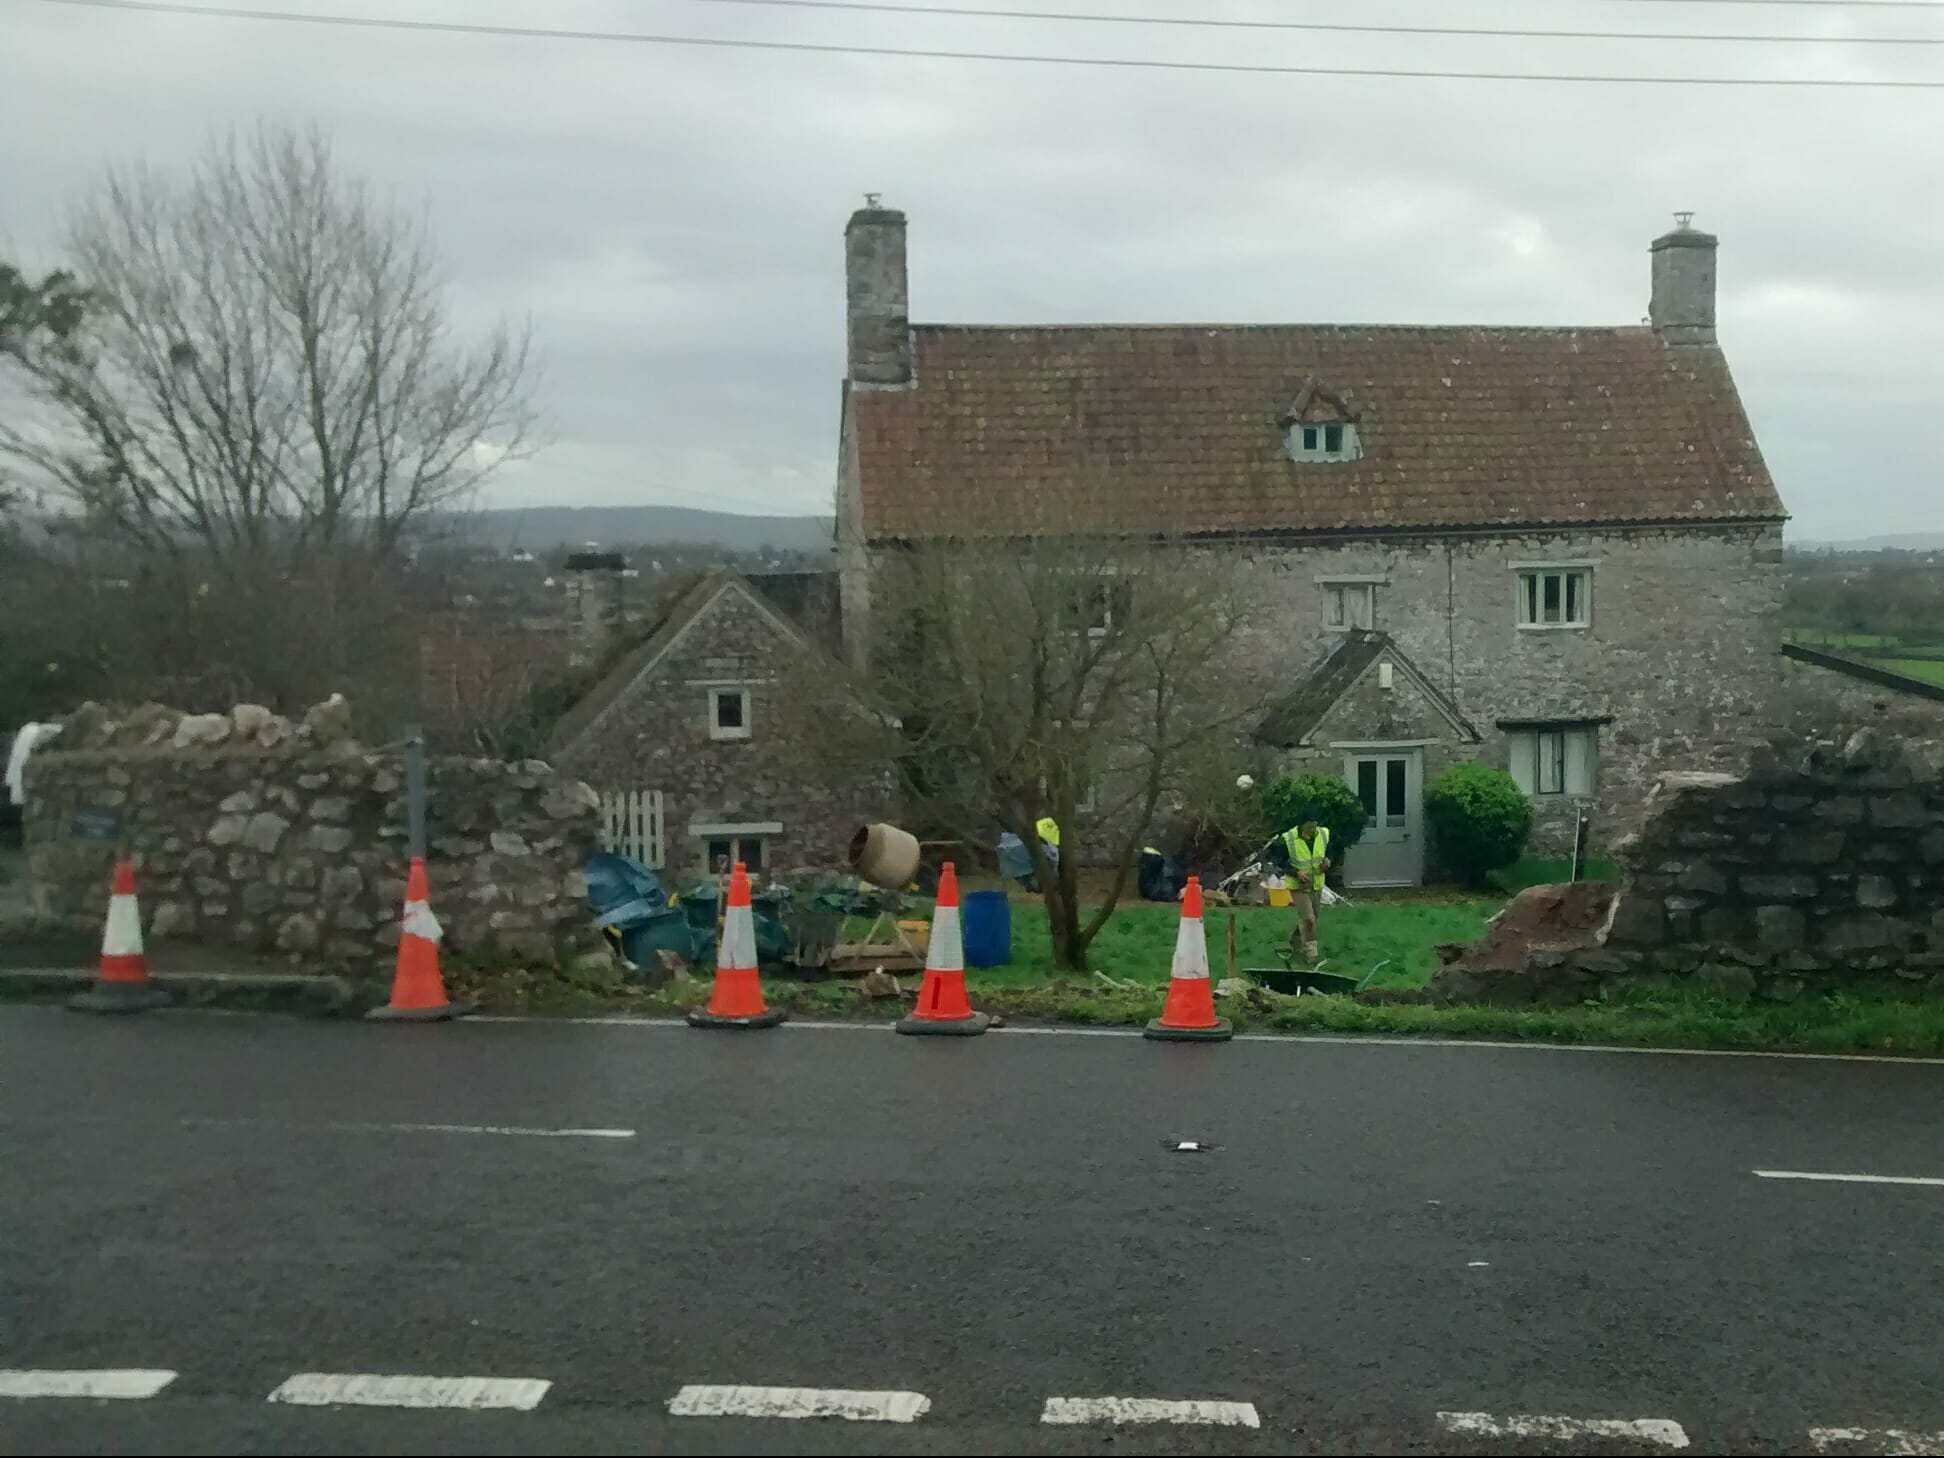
xmin=3 ymin=0 xmax=1942 ymax=536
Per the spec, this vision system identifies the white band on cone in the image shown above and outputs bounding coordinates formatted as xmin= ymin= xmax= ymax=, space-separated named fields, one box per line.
xmin=719 ymin=903 xmax=757 ymax=971
xmin=102 ymin=893 xmax=143 ymax=957
xmin=926 ymin=904 xmax=963 ymax=973
xmin=402 ymin=899 xmax=443 ymax=944
xmin=1171 ymin=912 xmax=1210 ymax=980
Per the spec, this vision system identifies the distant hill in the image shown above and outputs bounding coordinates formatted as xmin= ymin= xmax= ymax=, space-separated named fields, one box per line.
xmin=1797 ymin=531 xmax=1944 ymax=553
xmin=462 ymin=506 xmax=833 ymax=554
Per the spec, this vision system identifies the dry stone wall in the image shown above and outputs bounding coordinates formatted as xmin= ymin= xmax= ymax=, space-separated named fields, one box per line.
xmin=21 ymin=698 xmax=602 ymax=965
xmin=1433 ymin=726 xmax=1944 ymax=1004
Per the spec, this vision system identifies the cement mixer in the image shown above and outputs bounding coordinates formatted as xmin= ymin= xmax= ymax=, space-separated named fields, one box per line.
xmin=849 ymin=822 xmax=920 ymax=889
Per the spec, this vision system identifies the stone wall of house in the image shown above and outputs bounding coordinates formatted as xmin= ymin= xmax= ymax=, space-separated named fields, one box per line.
xmin=552 ymin=581 xmax=894 ymax=879
xmin=22 ymin=698 xmax=601 ymax=964
xmin=1229 ymin=523 xmax=1785 ymax=850
xmin=854 ymin=523 xmax=1783 ymax=857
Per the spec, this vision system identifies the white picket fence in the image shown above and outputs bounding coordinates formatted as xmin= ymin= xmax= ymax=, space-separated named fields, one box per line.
xmin=599 ymin=789 xmax=665 ymax=869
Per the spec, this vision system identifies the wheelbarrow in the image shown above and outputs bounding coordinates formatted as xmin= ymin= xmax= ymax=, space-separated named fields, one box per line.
xmin=1248 ymin=957 xmax=1390 ymax=998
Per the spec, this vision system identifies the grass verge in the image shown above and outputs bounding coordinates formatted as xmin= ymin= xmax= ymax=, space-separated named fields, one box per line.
xmin=442 ymin=952 xmax=1944 ymax=1058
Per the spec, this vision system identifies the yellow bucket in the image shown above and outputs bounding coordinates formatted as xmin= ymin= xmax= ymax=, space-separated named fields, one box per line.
xmin=1266 ymin=885 xmax=1292 ymax=908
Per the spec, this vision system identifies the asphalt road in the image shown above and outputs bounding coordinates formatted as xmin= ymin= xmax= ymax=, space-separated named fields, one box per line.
xmin=2 ymin=1008 xmax=1941 ymax=1456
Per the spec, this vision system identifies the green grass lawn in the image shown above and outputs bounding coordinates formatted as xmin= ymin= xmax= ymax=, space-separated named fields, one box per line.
xmin=1872 ymin=656 xmax=1944 ymax=686
xmin=964 ymin=895 xmax=1496 ymax=990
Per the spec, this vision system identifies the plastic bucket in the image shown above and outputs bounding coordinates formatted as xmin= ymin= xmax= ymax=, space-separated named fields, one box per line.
xmin=961 ymin=889 xmax=1012 ymax=969
xmin=1266 ymin=885 xmax=1292 ymax=908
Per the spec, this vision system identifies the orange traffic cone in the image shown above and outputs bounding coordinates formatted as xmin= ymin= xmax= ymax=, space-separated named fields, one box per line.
xmin=898 ymin=861 xmax=991 ymax=1036
xmin=1144 ymin=875 xmax=1232 ymax=1042
xmin=688 ymin=860 xmax=786 ymax=1029
xmin=69 ymin=857 xmax=169 ymax=1013
xmin=367 ymin=857 xmax=473 ymax=1022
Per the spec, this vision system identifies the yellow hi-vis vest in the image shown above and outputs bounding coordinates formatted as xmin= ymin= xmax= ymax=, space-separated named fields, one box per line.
xmin=1282 ymin=826 xmax=1330 ymax=890
xmin=1036 ymin=816 xmax=1061 ymax=848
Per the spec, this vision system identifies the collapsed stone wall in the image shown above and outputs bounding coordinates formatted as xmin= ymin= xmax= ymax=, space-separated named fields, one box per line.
xmin=1432 ymin=727 xmax=1944 ymax=1004
xmin=21 ymin=698 xmax=602 ymax=964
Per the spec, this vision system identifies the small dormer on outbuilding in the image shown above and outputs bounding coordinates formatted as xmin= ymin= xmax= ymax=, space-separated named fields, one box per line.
xmin=1279 ymin=380 xmax=1362 ymax=462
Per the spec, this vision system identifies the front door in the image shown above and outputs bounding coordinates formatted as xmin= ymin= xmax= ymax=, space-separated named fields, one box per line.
xmin=1341 ymin=750 xmax=1423 ymax=887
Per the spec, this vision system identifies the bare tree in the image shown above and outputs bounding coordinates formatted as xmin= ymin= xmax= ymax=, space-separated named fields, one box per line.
xmin=860 ymin=513 xmax=1269 ymax=972
xmin=0 ymin=125 xmax=539 ymax=710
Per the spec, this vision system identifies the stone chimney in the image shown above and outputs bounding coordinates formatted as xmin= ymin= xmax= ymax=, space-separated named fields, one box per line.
xmin=845 ymin=199 xmax=910 ymax=386
xmin=1650 ymin=212 xmax=1718 ymax=346
xmin=563 ymin=551 xmax=625 ymax=664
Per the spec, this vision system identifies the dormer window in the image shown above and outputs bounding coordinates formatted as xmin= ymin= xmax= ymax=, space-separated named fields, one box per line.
xmin=1279 ymin=380 xmax=1362 ymax=462
xmin=1294 ymin=421 xmax=1357 ymax=459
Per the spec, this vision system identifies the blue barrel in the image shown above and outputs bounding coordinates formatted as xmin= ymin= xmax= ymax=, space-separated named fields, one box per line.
xmin=961 ymin=889 xmax=1012 ymax=969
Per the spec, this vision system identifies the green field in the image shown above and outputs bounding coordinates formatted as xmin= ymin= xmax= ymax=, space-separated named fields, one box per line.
xmin=1873 ymin=657 xmax=1944 ymax=686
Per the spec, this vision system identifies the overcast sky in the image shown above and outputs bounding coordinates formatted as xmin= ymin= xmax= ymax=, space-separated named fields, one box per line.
xmin=4 ymin=0 xmax=1942 ymax=540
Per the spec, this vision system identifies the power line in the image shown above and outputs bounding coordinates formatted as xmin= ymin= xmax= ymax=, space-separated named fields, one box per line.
xmin=685 ymin=0 xmax=1944 ymax=46
xmin=1606 ymin=0 xmax=1944 ymax=9
xmin=23 ymin=0 xmax=1944 ymax=88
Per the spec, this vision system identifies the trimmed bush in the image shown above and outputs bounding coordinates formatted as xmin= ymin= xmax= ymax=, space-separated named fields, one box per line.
xmin=1257 ymin=772 xmax=1367 ymax=856
xmin=1425 ymin=763 xmax=1532 ymax=885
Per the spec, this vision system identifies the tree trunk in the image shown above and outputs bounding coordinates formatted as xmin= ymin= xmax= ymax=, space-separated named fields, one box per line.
xmin=1046 ymin=866 xmax=1088 ymax=972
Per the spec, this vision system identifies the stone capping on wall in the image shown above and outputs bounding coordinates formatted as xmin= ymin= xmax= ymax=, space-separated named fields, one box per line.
xmin=21 ymin=697 xmax=603 ymax=965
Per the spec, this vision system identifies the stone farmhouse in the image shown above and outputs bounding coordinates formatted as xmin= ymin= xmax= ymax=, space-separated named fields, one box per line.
xmin=549 ymin=572 xmax=891 ymax=879
xmin=835 ymin=204 xmax=1795 ymax=887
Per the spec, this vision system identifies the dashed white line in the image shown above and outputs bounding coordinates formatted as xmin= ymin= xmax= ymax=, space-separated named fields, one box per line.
xmin=266 ymin=1373 xmax=552 ymax=1410
xmin=1754 ymin=1170 xmax=1944 ymax=1188
xmin=668 ymin=1385 xmax=931 ymax=1422
xmin=1438 ymin=1411 xmax=1690 ymax=1449
xmin=0 ymin=1369 xmax=177 ymax=1400
xmin=1041 ymin=1396 xmax=1262 ymax=1428
xmin=1809 ymin=1427 xmax=1944 ymax=1455
xmin=179 ymin=1117 xmax=635 ymax=1139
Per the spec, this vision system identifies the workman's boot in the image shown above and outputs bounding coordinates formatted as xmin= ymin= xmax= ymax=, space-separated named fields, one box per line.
xmin=1303 ymin=941 xmax=1320 ymax=966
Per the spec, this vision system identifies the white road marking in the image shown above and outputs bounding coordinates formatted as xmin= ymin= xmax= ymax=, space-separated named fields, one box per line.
xmin=0 ymin=1369 xmax=177 ymax=1400
xmin=267 ymin=1373 xmax=552 ymax=1410
xmin=1042 ymin=1396 xmax=1262 ymax=1428
xmin=1809 ymin=1426 xmax=1944 ymax=1454
xmin=1755 ymin=1170 xmax=1944 ymax=1188
xmin=668 ymin=1385 xmax=930 ymax=1422
xmin=453 ymin=1011 xmax=1944 ymax=1065
xmin=370 ymin=1122 xmax=635 ymax=1139
xmin=1438 ymin=1411 xmax=1689 ymax=1449
xmin=180 ymin=1117 xmax=634 ymax=1139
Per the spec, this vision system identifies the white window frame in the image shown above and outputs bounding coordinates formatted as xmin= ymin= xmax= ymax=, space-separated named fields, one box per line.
xmin=1288 ymin=420 xmax=1361 ymax=462
xmin=1321 ymin=580 xmax=1377 ymax=632
xmin=1514 ymin=565 xmax=1593 ymax=631
xmin=1077 ymin=575 xmax=1132 ymax=641
xmin=707 ymin=685 xmax=752 ymax=741
xmin=702 ymin=833 xmax=767 ymax=875
xmin=1507 ymin=725 xmax=1598 ymax=799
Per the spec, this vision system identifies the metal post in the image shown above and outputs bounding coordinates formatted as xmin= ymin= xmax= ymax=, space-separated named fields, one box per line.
xmin=405 ymin=725 xmax=426 ymax=862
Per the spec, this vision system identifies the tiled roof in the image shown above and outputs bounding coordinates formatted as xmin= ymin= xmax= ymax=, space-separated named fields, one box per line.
xmin=850 ymin=325 xmax=1784 ymax=538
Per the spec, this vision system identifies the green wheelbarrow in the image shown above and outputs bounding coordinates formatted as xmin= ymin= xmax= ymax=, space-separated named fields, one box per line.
xmin=1249 ymin=956 xmax=1390 ymax=998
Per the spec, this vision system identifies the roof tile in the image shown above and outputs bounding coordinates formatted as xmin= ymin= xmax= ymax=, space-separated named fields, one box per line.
xmin=853 ymin=324 xmax=1783 ymax=537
